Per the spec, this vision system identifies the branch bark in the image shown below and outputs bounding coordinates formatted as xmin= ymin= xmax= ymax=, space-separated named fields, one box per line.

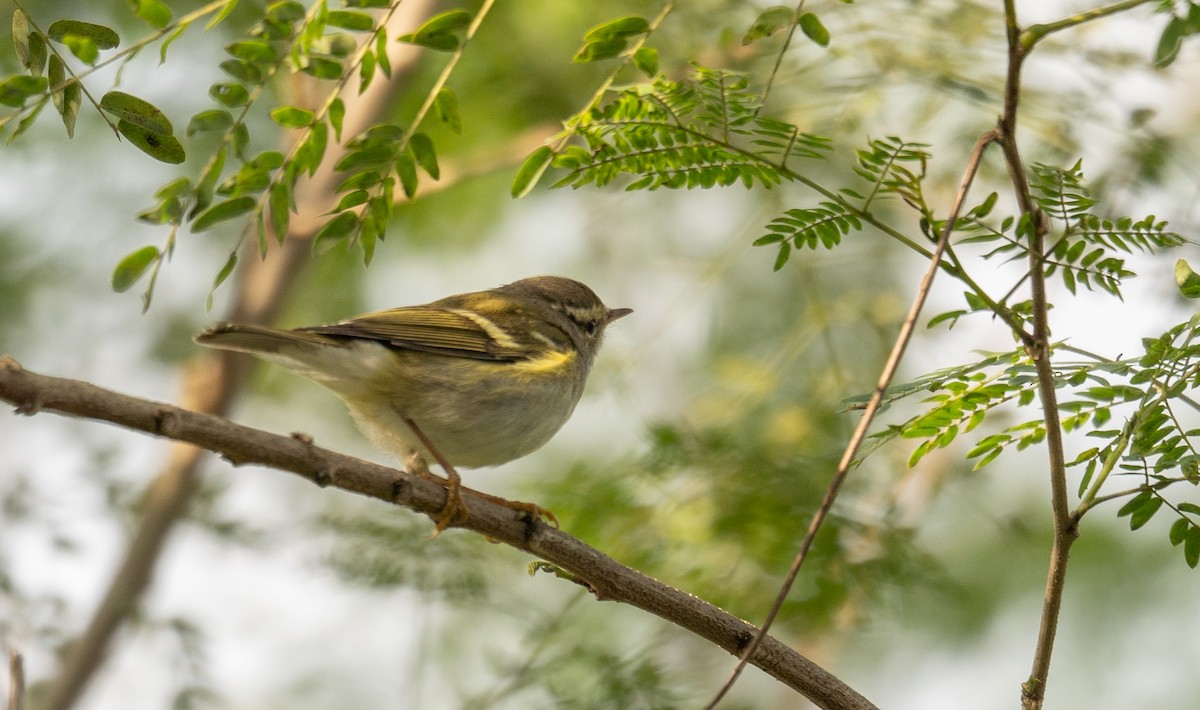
xmin=999 ymin=3 xmax=1077 ymax=708
xmin=0 ymin=357 xmax=878 ymax=710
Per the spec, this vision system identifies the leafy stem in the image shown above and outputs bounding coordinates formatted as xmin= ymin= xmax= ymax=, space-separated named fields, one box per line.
xmin=1021 ymin=0 xmax=1157 ymax=49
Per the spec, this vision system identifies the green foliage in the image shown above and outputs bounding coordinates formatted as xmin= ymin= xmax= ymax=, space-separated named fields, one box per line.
xmin=945 ymin=160 xmax=1188 ymax=300
xmin=540 ymin=66 xmax=832 ymax=194
xmin=1176 ymin=259 xmax=1200 ymax=298
xmin=573 ymin=14 xmax=651 ymax=63
xmin=753 ymin=202 xmax=862 ymax=270
xmin=2 ymin=5 xmax=208 ymax=148
xmin=797 ymin=12 xmax=831 ymax=47
xmin=853 ymin=136 xmax=932 ymax=211
xmin=1153 ymin=1 xmax=1200 ymax=67
xmin=876 ymin=309 xmax=1200 ymax=568
xmin=397 ymin=9 xmax=472 ymax=52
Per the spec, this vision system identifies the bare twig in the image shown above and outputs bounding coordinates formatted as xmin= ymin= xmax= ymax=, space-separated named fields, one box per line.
xmin=0 ymin=357 xmax=877 ymax=710
xmin=704 ymin=129 xmax=999 ymax=709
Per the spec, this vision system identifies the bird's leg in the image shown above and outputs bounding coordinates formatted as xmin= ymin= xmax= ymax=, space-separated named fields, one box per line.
xmin=401 ymin=418 xmax=559 ymax=534
xmin=402 ymin=417 xmax=468 ymax=536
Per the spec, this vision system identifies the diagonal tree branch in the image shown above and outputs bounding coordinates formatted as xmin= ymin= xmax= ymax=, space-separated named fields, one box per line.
xmin=0 ymin=357 xmax=878 ymax=710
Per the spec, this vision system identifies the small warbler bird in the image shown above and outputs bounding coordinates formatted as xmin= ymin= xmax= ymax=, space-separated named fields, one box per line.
xmin=195 ymin=275 xmax=631 ymax=532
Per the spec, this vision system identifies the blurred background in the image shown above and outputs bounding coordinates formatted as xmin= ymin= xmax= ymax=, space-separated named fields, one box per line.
xmin=2 ymin=0 xmax=1200 ymax=708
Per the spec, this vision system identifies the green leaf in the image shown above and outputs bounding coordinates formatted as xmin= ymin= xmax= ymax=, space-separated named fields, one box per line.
xmin=13 ymin=10 xmax=47 ymax=76
xmin=160 ymin=23 xmax=188 ymax=63
xmin=583 ymin=15 xmax=649 ymax=42
xmin=58 ymin=81 xmax=80 ymax=137
xmin=328 ymin=10 xmax=374 ymax=31
xmin=193 ymin=147 xmax=227 ymax=216
xmin=226 ymin=39 xmax=277 ymax=63
xmin=1154 ymin=15 xmax=1186 ymax=69
xmin=100 ymin=91 xmax=173 ymax=134
xmin=266 ymin=1 xmax=305 ymax=22
xmin=1117 ymin=490 xmax=1152 ymax=518
xmin=137 ymin=177 xmax=191 ymax=224
xmin=129 ymin=0 xmax=173 ymax=29
xmin=743 ymin=6 xmax=794 ymax=45
xmin=313 ymin=211 xmax=358 ymax=253
xmin=192 ymin=196 xmax=256 ymax=232
xmin=210 ymin=82 xmax=250 ymax=107
xmin=798 ymin=13 xmax=831 ymax=47
xmin=301 ymin=57 xmax=344 ymax=80
xmin=269 ymin=181 xmax=291 ymax=242
xmin=219 ymin=59 xmax=262 ymax=83
xmin=1186 ymin=526 xmax=1200 ymax=568
xmin=511 ymin=146 xmax=554 ymax=198
xmin=328 ymin=190 xmax=368 ymax=213
xmin=187 ymin=109 xmax=234 ymax=136
xmin=9 ymin=97 xmax=46 ymax=142
xmin=111 ymin=246 xmax=159 ymax=292
xmin=47 ymin=20 xmax=120 ymax=49
xmin=329 ymin=97 xmax=345 ymax=141
xmin=116 ymin=119 xmax=185 ymax=164
xmin=358 ymin=49 xmax=377 ymax=92
xmin=409 ymin=133 xmax=439 ymax=179
xmin=1129 ymin=496 xmax=1163 ymax=530
xmin=773 ymin=242 xmax=792 ymax=271
xmin=573 ymin=38 xmax=627 ymax=63
xmin=207 ymin=251 xmax=238 ymax=310
xmin=62 ymin=36 xmax=98 ymax=64
xmin=633 ymin=46 xmax=659 ymax=77
xmin=206 ymin=0 xmax=240 ymax=30
xmin=395 ymin=153 xmax=418 ymax=198
xmin=375 ymin=30 xmax=391 ymax=77
xmin=270 ymin=105 xmax=315 ymax=128
xmin=1175 ymin=259 xmax=1200 ymax=298
xmin=0 ymin=75 xmax=47 ymax=108
xmin=1170 ymin=518 xmax=1190 ymax=546
xmin=398 ymin=9 xmax=471 ymax=51
xmin=434 ymin=87 xmax=462 ymax=134
xmin=927 ymin=310 xmax=967 ymax=330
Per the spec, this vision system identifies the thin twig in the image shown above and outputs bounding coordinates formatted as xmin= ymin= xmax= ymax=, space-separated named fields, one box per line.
xmin=0 ymin=357 xmax=877 ymax=710
xmin=756 ymin=0 xmax=808 ymax=116
xmin=1021 ymin=0 xmax=1156 ymax=49
xmin=703 ymin=129 xmax=999 ymax=709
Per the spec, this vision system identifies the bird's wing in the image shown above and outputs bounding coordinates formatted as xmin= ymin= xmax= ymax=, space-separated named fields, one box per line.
xmin=299 ymin=306 xmax=531 ymax=361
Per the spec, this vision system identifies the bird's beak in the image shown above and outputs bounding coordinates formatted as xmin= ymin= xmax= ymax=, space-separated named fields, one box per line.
xmin=605 ymin=307 xmax=633 ymax=324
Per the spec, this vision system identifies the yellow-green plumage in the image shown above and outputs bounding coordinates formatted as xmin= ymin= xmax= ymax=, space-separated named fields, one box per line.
xmin=195 ymin=276 xmax=630 ymax=469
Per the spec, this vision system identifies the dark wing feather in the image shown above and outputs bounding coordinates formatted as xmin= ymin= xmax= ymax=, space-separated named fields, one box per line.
xmin=298 ymin=306 xmax=527 ymax=361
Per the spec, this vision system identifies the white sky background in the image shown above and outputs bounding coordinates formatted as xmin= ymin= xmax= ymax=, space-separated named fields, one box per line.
xmin=3 ymin=1 xmax=1200 ymax=708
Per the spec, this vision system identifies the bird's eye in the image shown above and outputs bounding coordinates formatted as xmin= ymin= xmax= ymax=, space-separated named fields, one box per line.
xmin=584 ymin=319 xmax=600 ymax=336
